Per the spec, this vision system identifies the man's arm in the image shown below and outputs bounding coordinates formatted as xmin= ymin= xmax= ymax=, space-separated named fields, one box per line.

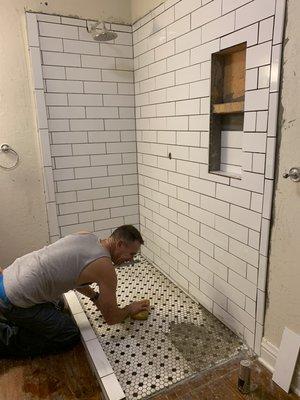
xmin=76 ymin=285 xmax=98 ymax=300
xmin=94 ymin=262 xmax=149 ymax=325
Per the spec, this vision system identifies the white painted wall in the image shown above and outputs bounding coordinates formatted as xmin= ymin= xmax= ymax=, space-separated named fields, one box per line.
xmin=262 ymin=0 xmax=300 ymax=384
xmin=0 ymin=0 xmax=131 ymax=266
xmin=130 ymin=0 xmax=165 ymax=23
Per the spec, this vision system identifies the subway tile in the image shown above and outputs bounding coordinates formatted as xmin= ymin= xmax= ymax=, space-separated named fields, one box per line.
xmin=189 ymin=115 xmax=210 ymax=131
xmin=178 ymin=213 xmax=200 ymax=235
xmin=216 ymin=184 xmax=250 ymax=208
xmin=102 ymin=70 xmax=133 ymax=83
xmin=45 ymin=93 xmax=68 ymax=106
xmin=189 ymin=231 xmax=214 ymax=257
xmin=235 ymin=0 xmax=276 ymax=30
xmin=39 ymin=22 xmax=78 ymax=39
xmin=228 ymin=300 xmax=255 ymax=332
xmin=244 ymin=89 xmax=269 ymax=111
xmin=175 ymin=27 xmax=202 ymax=53
xmin=177 ymin=160 xmax=199 ymax=177
xmin=256 ymin=111 xmax=268 ymax=132
xmin=26 ymin=13 xmax=39 ymax=47
xmin=248 ymin=229 xmax=260 ymax=250
xmin=228 ymin=270 xmax=257 ymax=301
xmin=243 ymin=133 xmax=266 ymax=153
xmin=51 ymin=144 xmax=72 ymax=157
xmin=201 ymin=195 xmax=229 ymax=218
xmin=154 ymin=41 xmax=175 ymax=61
xmin=216 ymin=216 xmax=248 ymax=243
xmin=46 ymin=203 xmax=59 ymax=236
xmin=260 ymin=218 xmax=270 ymax=256
xmin=247 ymin=265 xmax=259 ymax=286
xmin=93 ymin=197 xmax=123 ymax=210
xmin=200 ymin=280 xmax=227 ymax=309
xmin=213 ymin=303 xmax=244 ymax=337
xmin=246 ymin=41 xmax=272 ymax=70
xmin=202 ymin=12 xmax=235 ymax=43
xmin=245 ymin=68 xmax=258 ymax=91
xmin=108 ymin=163 xmax=137 ymax=176
xmin=49 ymin=106 xmax=85 ymax=119
xmin=189 ymin=147 xmax=208 ymax=164
xmin=215 ymin=247 xmax=247 ymax=276
xmin=169 ymin=221 xmax=188 ymax=242
xmin=231 ymin=171 xmax=264 ymax=193
xmin=192 ymin=0 xmax=222 ymax=30
xmin=167 ymin=15 xmax=191 ymax=41
xmin=70 ymin=119 xmax=104 ymax=131
xmin=175 ymin=0 xmax=202 ymax=20
xmin=35 ymin=91 xmax=48 ymax=129
xmin=63 ymin=39 xmax=99 ymax=55
xmin=230 ymin=204 xmax=261 ymax=231
xmin=100 ymin=43 xmax=133 ymax=59
xmin=42 ymin=51 xmax=80 ymax=67
xmin=214 ymin=276 xmax=245 ymax=308
xmin=190 ymin=39 xmax=220 ymax=64
xmin=252 ymin=153 xmax=265 ymax=174
xmin=40 ymin=37 xmax=64 ymax=52
xmin=166 ymin=84 xmax=190 ymax=101
xmin=37 ymin=14 xmax=61 ymax=23
xmin=168 ymin=171 xmax=189 ymax=188
xmin=59 ymin=201 xmax=92 ymax=215
xmin=178 ymin=238 xmax=199 ymax=262
xmin=57 ymin=179 xmax=91 ymax=193
xmin=229 ymin=238 xmax=259 ymax=267
xmin=251 ymin=192 xmax=263 ymax=213
xmin=222 ymin=23 xmax=258 ymax=49
xmin=265 ymin=137 xmax=276 ymax=179
xmin=189 ymin=176 xmax=215 ymax=196
xmin=259 ymin=17 xmax=274 ymax=43
xmin=105 ymin=119 xmax=135 ymax=130
xmin=177 ymin=131 xmax=200 ymax=147
xmin=201 ymin=225 xmax=228 ymax=251
xmin=42 ymin=65 xmax=66 ymax=80
xmin=267 ymin=92 xmax=279 ymax=137
xmin=156 ymin=72 xmax=175 ymax=90
xmin=46 ymin=80 xmax=83 ymax=93
xmin=176 ymin=65 xmax=201 ymax=85
xmin=273 ymin=0 xmax=286 ymax=45
xmin=149 ymin=60 xmax=167 ymax=78
xmin=66 ymin=67 xmax=101 ymax=81
xmin=61 ymin=17 xmax=87 ymax=27
xmin=52 ymin=131 xmax=85 ymax=145
xmin=156 ymin=102 xmax=176 ymax=117
xmin=178 ymin=187 xmax=200 ymax=207
xmin=81 ymin=55 xmax=115 ymax=69
xmin=29 ymin=47 xmax=45 ymax=89
xmin=270 ymin=44 xmax=282 ymax=92
xmin=48 ymin=119 xmax=69 ymax=132
xmin=189 ymin=258 xmax=213 ymax=285
xmin=190 ymin=79 xmax=211 ymax=99
xmin=189 ymin=204 xmax=215 ymax=227
xmin=243 ymin=112 xmax=257 ymax=132
xmin=167 ymin=50 xmax=190 ymax=72
xmin=222 ymin=0 xmax=253 ymax=14
xmin=258 ymin=65 xmax=271 ymax=89
xmin=245 ymin=296 xmax=256 ymax=318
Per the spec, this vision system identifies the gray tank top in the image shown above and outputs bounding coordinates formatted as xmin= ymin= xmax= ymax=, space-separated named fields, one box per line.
xmin=3 ymin=233 xmax=110 ymax=308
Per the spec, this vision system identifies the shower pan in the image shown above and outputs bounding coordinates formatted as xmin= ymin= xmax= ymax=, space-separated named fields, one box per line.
xmin=65 ymin=255 xmax=245 ymax=400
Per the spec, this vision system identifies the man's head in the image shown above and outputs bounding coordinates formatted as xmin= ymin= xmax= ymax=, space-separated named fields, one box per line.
xmin=109 ymin=225 xmax=144 ymax=265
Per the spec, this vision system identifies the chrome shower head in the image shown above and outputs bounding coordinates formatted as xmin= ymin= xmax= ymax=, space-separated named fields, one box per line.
xmin=88 ymin=21 xmax=118 ymax=42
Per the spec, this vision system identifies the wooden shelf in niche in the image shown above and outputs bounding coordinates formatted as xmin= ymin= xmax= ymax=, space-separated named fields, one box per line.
xmin=209 ymin=42 xmax=246 ymax=177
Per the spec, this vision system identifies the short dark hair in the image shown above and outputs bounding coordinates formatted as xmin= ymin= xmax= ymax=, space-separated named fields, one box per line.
xmin=110 ymin=225 xmax=144 ymax=245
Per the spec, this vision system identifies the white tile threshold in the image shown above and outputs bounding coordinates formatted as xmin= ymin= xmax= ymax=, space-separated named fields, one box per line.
xmin=64 ymin=290 xmax=126 ymax=400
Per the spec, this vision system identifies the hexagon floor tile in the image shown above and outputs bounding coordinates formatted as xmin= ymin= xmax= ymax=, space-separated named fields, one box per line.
xmin=76 ymin=254 xmax=245 ymax=399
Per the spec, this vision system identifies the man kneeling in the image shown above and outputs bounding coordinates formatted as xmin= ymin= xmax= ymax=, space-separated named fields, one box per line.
xmin=0 ymin=225 xmax=149 ymax=358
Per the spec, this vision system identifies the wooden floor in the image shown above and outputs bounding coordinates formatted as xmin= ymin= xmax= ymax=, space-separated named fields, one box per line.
xmin=0 ymin=343 xmax=298 ymax=400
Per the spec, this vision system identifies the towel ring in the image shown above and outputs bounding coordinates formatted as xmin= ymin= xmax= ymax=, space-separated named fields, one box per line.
xmin=0 ymin=143 xmax=20 ymax=170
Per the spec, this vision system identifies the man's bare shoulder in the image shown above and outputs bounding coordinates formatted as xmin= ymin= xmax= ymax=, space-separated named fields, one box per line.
xmin=78 ymin=256 xmax=116 ymax=286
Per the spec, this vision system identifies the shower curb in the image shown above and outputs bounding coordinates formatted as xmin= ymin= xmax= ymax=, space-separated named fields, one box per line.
xmin=64 ymin=291 xmax=126 ymax=400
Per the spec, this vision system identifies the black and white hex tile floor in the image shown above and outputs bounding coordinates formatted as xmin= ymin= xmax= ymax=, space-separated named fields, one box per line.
xmin=76 ymin=255 xmax=245 ymax=399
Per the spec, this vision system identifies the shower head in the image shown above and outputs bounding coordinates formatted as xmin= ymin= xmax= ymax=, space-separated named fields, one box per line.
xmin=88 ymin=21 xmax=118 ymax=42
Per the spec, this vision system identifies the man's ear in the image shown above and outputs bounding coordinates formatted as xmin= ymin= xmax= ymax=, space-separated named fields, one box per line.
xmin=117 ymin=240 xmax=125 ymax=248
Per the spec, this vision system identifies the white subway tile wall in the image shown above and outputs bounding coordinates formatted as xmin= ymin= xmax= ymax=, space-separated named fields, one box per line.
xmin=27 ymin=13 xmax=138 ymax=240
xmin=27 ymin=0 xmax=285 ymax=353
xmin=133 ymin=0 xmax=285 ymax=352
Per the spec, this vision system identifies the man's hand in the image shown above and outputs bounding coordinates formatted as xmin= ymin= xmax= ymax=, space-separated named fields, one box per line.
xmin=128 ymin=300 xmax=150 ymax=316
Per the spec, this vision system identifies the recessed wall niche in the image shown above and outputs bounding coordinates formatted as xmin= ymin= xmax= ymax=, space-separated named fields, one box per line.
xmin=209 ymin=42 xmax=246 ymax=178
